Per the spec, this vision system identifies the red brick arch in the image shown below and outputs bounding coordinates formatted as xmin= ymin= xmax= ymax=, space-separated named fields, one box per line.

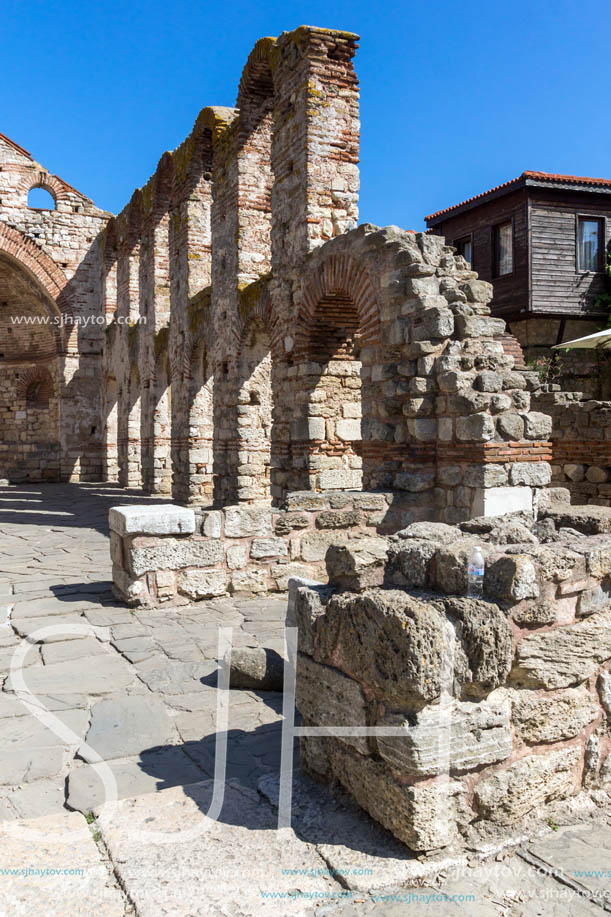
xmin=16 ymin=172 xmax=71 ymax=204
xmin=0 ymin=224 xmax=73 ymax=346
xmin=236 ymin=37 xmax=278 ymax=112
xmin=16 ymin=366 xmax=55 ymax=404
xmin=297 ymin=253 xmax=381 ymax=357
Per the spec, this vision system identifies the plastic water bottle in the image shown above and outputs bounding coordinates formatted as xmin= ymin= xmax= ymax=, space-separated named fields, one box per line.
xmin=467 ymin=546 xmax=485 ymax=598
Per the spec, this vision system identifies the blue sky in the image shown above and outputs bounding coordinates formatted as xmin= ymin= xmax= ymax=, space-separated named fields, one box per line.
xmin=3 ymin=0 xmax=609 ymax=229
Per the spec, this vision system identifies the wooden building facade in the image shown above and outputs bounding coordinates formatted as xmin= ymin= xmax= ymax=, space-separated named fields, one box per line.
xmin=425 ymin=172 xmax=611 ymax=352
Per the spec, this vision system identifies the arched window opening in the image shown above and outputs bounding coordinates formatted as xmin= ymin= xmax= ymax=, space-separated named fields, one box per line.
xmin=26 ymin=377 xmax=52 ymax=408
xmin=304 ymin=291 xmax=363 ymax=492
xmin=28 ymin=187 xmax=56 ymax=211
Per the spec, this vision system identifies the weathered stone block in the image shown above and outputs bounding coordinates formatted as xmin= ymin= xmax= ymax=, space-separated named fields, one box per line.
xmin=274 ymin=512 xmax=310 ymax=536
xmin=291 ymin=584 xmax=336 ymax=659
xmin=509 ymin=463 xmax=552 ymax=487
xmin=250 ymin=537 xmax=288 ymax=559
xmin=231 ymin=568 xmax=268 ymax=594
xmin=523 ymin=412 xmax=553 ymax=440
xmin=326 ymin=537 xmax=389 ymax=591
xmin=486 ymin=554 xmax=539 ymax=602
xmin=177 ymin=569 xmax=228 ymax=599
xmin=270 ymin=562 xmax=312 ymax=592
xmin=473 ymin=748 xmax=580 ymax=825
xmin=325 ymin=589 xmax=449 ymax=705
xmin=386 ymin=539 xmax=435 ymax=588
xmin=513 ymin=610 xmax=611 ymax=688
xmin=129 ymin=538 xmax=223 ymax=576
xmin=336 ymin=419 xmax=361 ymax=441
xmin=511 ymin=687 xmax=599 ymax=744
xmin=315 ymin=510 xmax=362 ymax=529
xmin=377 ymin=691 xmax=511 ymax=776
xmin=394 ymin=521 xmax=460 ymax=543
xmin=539 ymin=505 xmax=611 ymax=535
xmin=456 ymin=413 xmax=495 ymax=442
xmin=325 ymin=741 xmax=459 ymax=851
xmin=224 ymin=505 xmax=273 ymax=538
xmin=443 ymin=596 xmax=513 ymax=697
xmin=201 ymin=510 xmax=222 ymax=538
xmin=109 ymin=504 xmax=195 ymax=536
xmin=455 ymin=315 xmax=505 ymax=339
xmin=577 ymin=579 xmax=611 ymax=617
xmin=226 ymin=544 xmax=248 ymax=569
xmin=296 ymin=653 xmax=371 ymax=754
xmin=394 ymin=469 xmax=435 ymax=492
xmin=300 ymin=531 xmax=349 ymax=562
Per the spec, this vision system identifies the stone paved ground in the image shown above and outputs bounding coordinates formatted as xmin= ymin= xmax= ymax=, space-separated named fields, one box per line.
xmin=2 ymin=483 xmax=611 ymax=916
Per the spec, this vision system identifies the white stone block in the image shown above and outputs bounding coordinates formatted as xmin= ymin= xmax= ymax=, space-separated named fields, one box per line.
xmin=109 ymin=504 xmax=195 ymax=536
xmin=471 ymin=486 xmax=533 ymax=518
xmin=336 ymin=419 xmax=361 ymax=442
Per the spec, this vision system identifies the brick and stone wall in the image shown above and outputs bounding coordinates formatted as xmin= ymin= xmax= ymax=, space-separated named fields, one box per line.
xmin=533 ymin=390 xmax=611 ymax=505
xmin=292 ymin=491 xmax=611 ymax=853
xmin=99 ymin=27 xmax=556 ymax=520
xmin=110 ymin=491 xmax=416 ymax=606
xmin=0 ymin=132 xmax=110 ymax=481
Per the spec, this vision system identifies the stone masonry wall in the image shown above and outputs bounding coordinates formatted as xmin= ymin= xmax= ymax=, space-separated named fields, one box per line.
xmin=292 ymin=492 xmax=611 ymax=853
xmin=110 ymin=491 xmax=413 ymax=606
xmin=100 ymin=26 xmax=556 ymax=519
xmin=533 ymin=390 xmax=611 ymax=505
xmin=0 ymin=132 xmax=110 ymax=481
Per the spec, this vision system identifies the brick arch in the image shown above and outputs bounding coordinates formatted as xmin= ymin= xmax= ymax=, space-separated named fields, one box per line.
xmin=16 ymin=366 xmax=55 ymax=404
xmin=297 ymin=253 xmax=381 ymax=358
xmin=16 ymin=171 xmax=70 ymax=204
xmin=0 ymin=224 xmax=73 ymax=344
xmin=238 ymin=283 xmax=283 ymax=359
xmin=193 ymin=106 xmax=237 ymax=147
xmin=236 ymin=37 xmax=278 ymax=116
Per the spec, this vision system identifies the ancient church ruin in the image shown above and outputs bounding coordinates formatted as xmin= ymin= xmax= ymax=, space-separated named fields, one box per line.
xmin=3 ymin=25 xmax=611 ymax=854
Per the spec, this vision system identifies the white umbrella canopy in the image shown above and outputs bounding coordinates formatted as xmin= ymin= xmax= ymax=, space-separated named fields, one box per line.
xmin=552 ymin=328 xmax=611 ymax=350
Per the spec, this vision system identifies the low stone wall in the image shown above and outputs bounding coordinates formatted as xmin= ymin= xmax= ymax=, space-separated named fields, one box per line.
xmin=292 ymin=494 xmax=611 ymax=853
xmin=533 ymin=390 xmax=611 ymax=505
xmin=110 ymin=491 xmax=410 ymax=606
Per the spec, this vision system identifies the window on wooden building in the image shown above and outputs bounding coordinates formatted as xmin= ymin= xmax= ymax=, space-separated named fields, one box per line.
xmin=577 ymin=217 xmax=604 ymax=272
xmin=454 ymin=236 xmax=472 ymax=265
xmin=493 ymin=222 xmax=513 ymax=276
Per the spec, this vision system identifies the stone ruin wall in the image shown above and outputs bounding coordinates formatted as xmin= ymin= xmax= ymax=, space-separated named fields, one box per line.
xmin=99 ymin=26 xmax=557 ymax=534
xmin=0 ymin=133 xmax=110 ymax=482
xmin=292 ymin=493 xmax=611 ymax=853
xmin=533 ymin=390 xmax=611 ymax=506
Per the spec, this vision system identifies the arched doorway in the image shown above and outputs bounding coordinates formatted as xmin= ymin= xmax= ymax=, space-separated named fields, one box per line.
xmin=184 ymin=343 xmax=214 ymax=503
xmin=0 ymin=253 xmax=61 ymax=482
xmin=236 ymin=321 xmax=272 ymax=503
xmin=302 ymin=291 xmax=363 ymax=492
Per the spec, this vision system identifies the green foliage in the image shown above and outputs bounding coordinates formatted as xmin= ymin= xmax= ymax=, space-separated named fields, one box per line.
xmin=595 ymin=252 xmax=611 ymax=326
xmin=526 ymin=353 xmax=561 ymax=384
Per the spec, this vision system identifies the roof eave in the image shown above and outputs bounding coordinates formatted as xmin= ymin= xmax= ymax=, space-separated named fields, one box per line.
xmin=425 ymin=178 xmax=526 ymax=226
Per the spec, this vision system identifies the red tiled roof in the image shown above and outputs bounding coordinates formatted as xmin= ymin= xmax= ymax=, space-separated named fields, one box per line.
xmin=0 ymin=132 xmax=33 ymax=161
xmin=425 ymin=171 xmax=611 ymax=222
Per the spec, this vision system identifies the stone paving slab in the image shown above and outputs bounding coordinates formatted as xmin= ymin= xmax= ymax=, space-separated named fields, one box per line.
xmin=5 ymin=654 xmax=138 ymax=695
xmin=97 ymin=779 xmax=335 ymax=916
xmin=66 ymin=748 xmax=207 ymax=813
xmin=0 ymin=810 xmax=127 ymax=916
xmin=81 ymin=695 xmax=178 ymax=760
xmin=526 ymin=822 xmax=611 ymax=906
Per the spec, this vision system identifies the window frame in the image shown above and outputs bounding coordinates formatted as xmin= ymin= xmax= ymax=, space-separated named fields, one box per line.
xmin=453 ymin=234 xmax=473 ymax=265
xmin=492 ymin=218 xmax=515 ymax=279
xmin=576 ymin=214 xmax=605 ymax=274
